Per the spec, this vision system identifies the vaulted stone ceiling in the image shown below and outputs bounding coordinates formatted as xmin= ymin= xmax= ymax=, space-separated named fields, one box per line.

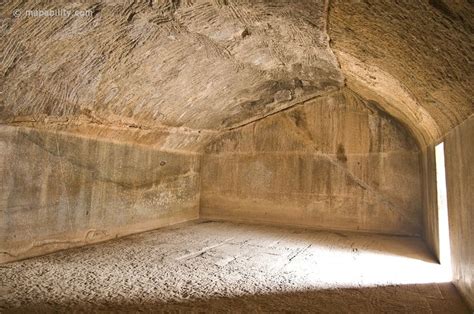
xmin=328 ymin=0 xmax=474 ymax=146
xmin=1 ymin=0 xmax=473 ymax=150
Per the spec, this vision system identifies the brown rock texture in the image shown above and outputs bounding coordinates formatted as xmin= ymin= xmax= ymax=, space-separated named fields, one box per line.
xmin=0 ymin=126 xmax=200 ymax=263
xmin=328 ymin=0 xmax=474 ymax=146
xmin=420 ymin=116 xmax=474 ymax=310
xmin=444 ymin=115 xmax=474 ymax=308
xmin=0 ymin=0 xmax=343 ymax=139
xmin=0 ymin=0 xmax=473 ymax=309
xmin=0 ymin=221 xmax=470 ymax=313
xmin=201 ymin=89 xmax=422 ymax=235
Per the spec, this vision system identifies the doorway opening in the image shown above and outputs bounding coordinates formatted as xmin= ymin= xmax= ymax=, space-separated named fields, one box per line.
xmin=435 ymin=142 xmax=452 ymax=274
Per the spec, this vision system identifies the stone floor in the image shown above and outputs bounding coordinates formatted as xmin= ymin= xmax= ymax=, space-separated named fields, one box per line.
xmin=0 ymin=221 xmax=470 ymax=313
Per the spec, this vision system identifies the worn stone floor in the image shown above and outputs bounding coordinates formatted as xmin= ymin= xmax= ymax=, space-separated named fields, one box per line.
xmin=0 ymin=221 xmax=470 ymax=313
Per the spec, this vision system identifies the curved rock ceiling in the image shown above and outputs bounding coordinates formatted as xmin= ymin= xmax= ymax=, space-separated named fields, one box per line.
xmin=0 ymin=0 xmax=473 ymax=150
xmin=328 ymin=0 xmax=474 ymax=146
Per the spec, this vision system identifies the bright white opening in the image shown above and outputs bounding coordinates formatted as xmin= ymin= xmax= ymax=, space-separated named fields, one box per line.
xmin=435 ymin=142 xmax=452 ymax=276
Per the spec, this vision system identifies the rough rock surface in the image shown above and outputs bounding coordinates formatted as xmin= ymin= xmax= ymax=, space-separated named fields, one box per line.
xmin=0 ymin=0 xmax=343 ymax=144
xmin=328 ymin=0 xmax=474 ymax=146
xmin=201 ymin=88 xmax=422 ymax=236
xmin=0 ymin=221 xmax=470 ymax=313
xmin=1 ymin=0 xmax=471 ymax=148
xmin=0 ymin=0 xmax=473 ymax=309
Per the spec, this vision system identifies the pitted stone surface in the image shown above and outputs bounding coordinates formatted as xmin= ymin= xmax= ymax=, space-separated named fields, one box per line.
xmin=0 ymin=221 xmax=470 ymax=313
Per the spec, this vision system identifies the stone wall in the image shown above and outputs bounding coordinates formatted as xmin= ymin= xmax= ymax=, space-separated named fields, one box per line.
xmin=444 ymin=115 xmax=474 ymax=309
xmin=0 ymin=126 xmax=200 ymax=263
xmin=420 ymin=115 xmax=473 ymax=309
xmin=420 ymin=145 xmax=439 ymax=260
xmin=201 ymin=89 xmax=422 ymax=236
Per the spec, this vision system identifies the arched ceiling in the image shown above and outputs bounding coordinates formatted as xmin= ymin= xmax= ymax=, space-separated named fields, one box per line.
xmin=1 ymin=0 xmax=473 ymax=150
xmin=328 ymin=0 xmax=474 ymax=146
xmin=0 ymin=0 xmax=343 ymax=143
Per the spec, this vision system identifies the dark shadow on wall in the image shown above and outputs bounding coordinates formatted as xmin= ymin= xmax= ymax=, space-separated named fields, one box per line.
xmin=2 ymin=283 xmax=469 ymax=313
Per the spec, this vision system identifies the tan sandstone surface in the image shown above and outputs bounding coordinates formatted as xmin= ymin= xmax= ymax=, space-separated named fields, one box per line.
xmin=0 ymin=0 xmax=473 ymax=310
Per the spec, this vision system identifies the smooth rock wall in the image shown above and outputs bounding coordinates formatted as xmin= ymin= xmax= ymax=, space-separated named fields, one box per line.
xmin=420 ymin=115 xmax=473 ymax=309
xmin=420 ymin=145 xmax=439 ymax=260
xmin=444 ymin=115 xmax=474 ymax=310
xmin=201 ymin=89 xmax=422 ymax=236
xmin=0 ymin=126 xmax=200 ymax=263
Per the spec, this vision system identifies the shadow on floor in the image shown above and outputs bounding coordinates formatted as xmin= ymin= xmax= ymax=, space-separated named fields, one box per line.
xmin=3 ymin=283 xmax=470 ymax=313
